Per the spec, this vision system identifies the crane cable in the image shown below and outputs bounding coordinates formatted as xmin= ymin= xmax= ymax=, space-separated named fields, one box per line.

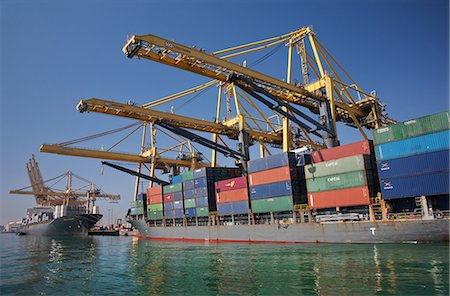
xmin=57 ymin=121 xmax=142 ymax=147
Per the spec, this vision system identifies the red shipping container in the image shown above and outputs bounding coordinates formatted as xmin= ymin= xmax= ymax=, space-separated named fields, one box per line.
xmin=308 ymin=186 xmax=371 ymax=209
xmin=216 ymin=188 xmax=249 ymax=204
xmin=248 ymin=166 xmax=291 ymax=186
xmin=147 ymin=186 xmax=163 ymax=197
xmin=147 ymin=195 xmax=163 ymax=204
xmin=312 ymin=140 xmax=373 ymax=163
xmin=163 ymin=193 xmax=173 ymax=202
xmin=215 ymin=176 xmax=247 ymax=193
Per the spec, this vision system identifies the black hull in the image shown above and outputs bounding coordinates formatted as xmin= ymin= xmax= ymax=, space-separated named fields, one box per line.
xmin=19 ymin=214 xmax=102 ymax=236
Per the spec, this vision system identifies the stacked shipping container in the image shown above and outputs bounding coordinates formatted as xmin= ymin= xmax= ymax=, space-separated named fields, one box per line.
xmin=248 ymin=152 xmax=309 ymax=213
xmin=215 ymin=177 xmax=249 ymax=216
xmin=183 ymin=167 xmax=242 ymax=218
xmin=373 ymin=111 xmax=450 ymax=199
xmin=130 ymin=193 xmax=145 ymax=216
xmin=305 ymin=140 xmax=378 ymax=209
xmin=146 ymin=186 xmax=163 ymax=220
xmin=163 ymin=182 xmax=184 ymax=219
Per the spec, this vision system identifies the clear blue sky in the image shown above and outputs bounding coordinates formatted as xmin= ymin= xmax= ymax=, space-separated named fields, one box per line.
xmin=1 ymin=0 xmax=448 ymax=225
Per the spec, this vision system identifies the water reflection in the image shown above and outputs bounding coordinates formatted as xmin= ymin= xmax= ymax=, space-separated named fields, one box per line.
xmin=128 ymin=240 xmax=449 ymax=295
xmin=1 ymin=234 xmax=448 ymax=295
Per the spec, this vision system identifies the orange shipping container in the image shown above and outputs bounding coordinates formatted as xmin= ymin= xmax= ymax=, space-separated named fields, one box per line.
xmin=147 ymin=195 xmax=163 ymax=204
xmin=249 ymin=166 xmax=292 ymax=186
xmin=216 ymin=188 xmax=249 ymax=204
xmin=308 ymin=186 xmax=371 ymax=209
xmin=147 ymin=186 xmax=163 ymax=197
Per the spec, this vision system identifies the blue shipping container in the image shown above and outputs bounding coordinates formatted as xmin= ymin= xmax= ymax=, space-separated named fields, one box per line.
xmin=375 ymin=130 xmax=449 ymax=161
xmin=250 ymin=181 xmax=294 ymax=200
xmin=380 ymin=171 xmax=449 ymax=199
xmin=217 ymin=201 xmax=249 ymax=216
xmin=194 ymin=168 xmax=208 ymax=179
xmin=248 ymin=152 xmax=295 ymax=173
xmin=137 ymin=193 xmax=146 ymax=201
xmin=173 ymin=200 xmax=183 ymax=209
xmin=173 ymin=209 xmax=184 ymax=218
xmin=194 ymin=177 xmax=207 ymax=188
xmin=164 ymin=201 xmax=174 ymax=210
xmin=183 ymin=189 xmax=195 ymax=199
xmin=171 ymin=175 xmax=183 ymax=184
xmin=164 ymin=207 xmax=172 ymax=217
xmin=185 ymin=208 xmax=196 ymax=218
xmin=183 ymin=180 xmax=195 ymax=190
xmin=378 ymin=150 xmax=449 ymax=179
xmin=196 ymin=196 xmax=209 ymax=207
xmin=173 ymin=191 xmax=183 ymax=201
xmin=194 ymin=187 xmax=208 ymax=197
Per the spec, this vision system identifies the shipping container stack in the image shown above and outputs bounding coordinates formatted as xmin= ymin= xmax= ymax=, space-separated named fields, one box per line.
xmin=215 ymin=176 xmax=250 ymax=224
xmin=130 ymin=192 xmax=146 ymax=218
xmin=305 ymin=140 xmax=379 ymax=213
xmin=183 ymin=167 xmax=241 ymax=225
xmin=163 ymin=177 xmax=184 ymax=226
xmin=373 ymin=111 xmax=450 ymax=214
xmin=248 ymin=152 xmax=310 ymax=222
xmin=146 ymin=185 xmax=164 ymax=225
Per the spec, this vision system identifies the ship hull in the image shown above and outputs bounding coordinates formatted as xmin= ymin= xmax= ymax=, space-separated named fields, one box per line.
xmin=131 ymin=219 xmax=449 ymax=244
xmin=19 ymin=214 xmax=102 ymax=236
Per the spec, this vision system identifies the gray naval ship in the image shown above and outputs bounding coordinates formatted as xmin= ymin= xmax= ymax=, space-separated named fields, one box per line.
xmin=18 ymin=206 xmax=102 ymax=236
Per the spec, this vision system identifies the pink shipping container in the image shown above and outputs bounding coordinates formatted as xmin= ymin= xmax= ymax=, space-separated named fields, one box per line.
xmin=312 ymin=140 xmax=373 ymax=163
xmin=215 ymin=176 xmax=247 ymax=193
xmin=249 ymin=166 xmax=292 ymax=186
xmin=308 ymin=186 xmax=371 ymax=209
xmin=163 ymin=193 xmax=173 ymax=202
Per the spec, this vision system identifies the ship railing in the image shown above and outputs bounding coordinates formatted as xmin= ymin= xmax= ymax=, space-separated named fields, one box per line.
xmin=387 ymin=209 xmax=450 ymax=220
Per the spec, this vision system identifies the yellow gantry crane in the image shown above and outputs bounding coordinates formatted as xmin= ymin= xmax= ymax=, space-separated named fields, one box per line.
xmin=121 ymin=27 xmax=393 ymax=147
xmin=40 ymin=27 xmax=395 ymax=198
xmin=10 ymin=155 xmax=120 ymax=209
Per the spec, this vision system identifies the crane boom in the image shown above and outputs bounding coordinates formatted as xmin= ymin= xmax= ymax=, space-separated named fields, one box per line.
xmin=9 ymin=190 xmax=120 ymax=199
xmin=39 ymin=145 xmax=211 ymax=168
xmin=122 ymin=33 xmax=366 ymax=121
xmin=101 ymin=161 xmax=169 ymax=185
xmin=76 ymin=98 xmax=287 ymax=145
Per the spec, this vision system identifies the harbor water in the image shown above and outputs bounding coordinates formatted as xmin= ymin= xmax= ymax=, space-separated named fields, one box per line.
xmin=0 ymin=233 xmax=448 ymax=295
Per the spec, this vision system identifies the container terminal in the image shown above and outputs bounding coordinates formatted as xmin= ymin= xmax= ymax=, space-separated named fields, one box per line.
xmin=37 ymin=27 xmax=449 ymax=243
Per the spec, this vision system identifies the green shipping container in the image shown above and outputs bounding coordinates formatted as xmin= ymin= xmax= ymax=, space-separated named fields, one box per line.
xmin=147 ymin=210 xmax=163 ymax=220
xmin=196 ymin=207 xmax=209 ymax=217
xmin=184 ymin=198 xmax=196 ymax=208
xmin=373 ymin=111 xmax=450 ymax=145
xmin=306 ymin=170 xmax=372 ymax=193
xmin=130 ymin=200 xmax=144 ymax=208
xmin=147 ymin=203 xmax=163 ymax=212
xmin=163 ymin=183 xmax=182 ymax=193
xmin=136 ymin=207 xmax=144 ymax=215
xmin=182 ymin=170 xmax=195 ymax=181
xmin=251 ymin=195 xmax=293 ymax=213
xmin=304 ymin=155 xmax=370 ymax=179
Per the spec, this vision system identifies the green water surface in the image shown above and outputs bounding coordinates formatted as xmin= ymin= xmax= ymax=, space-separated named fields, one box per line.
xmin=0 ymin=233 xmax=448 ymax=295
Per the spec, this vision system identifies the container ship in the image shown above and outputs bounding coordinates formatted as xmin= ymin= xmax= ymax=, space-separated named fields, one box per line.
xmin=36 ymin=28 xmax=449 ymax=243
xmin=128 ymin=111 xmax=450 ymax=243
xmin=10 ymin=156 xmax=120 ymax=236
xmin=17 ymin=206 xmax=102 ymax=236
